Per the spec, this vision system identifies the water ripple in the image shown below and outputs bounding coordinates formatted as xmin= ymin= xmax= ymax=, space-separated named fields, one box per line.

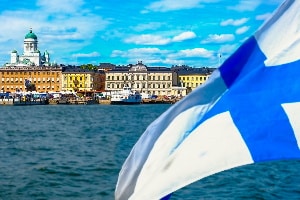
xmin=0 ymin=105 xmax=299 ymax=199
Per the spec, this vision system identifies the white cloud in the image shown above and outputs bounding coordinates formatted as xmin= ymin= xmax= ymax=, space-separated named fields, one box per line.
xmin=143 ymin=0 xmax=221 ymax=12
xmin=219 ymin=44 xmax=238 ymax=54
xmin=228 ymin=1 xmax=261 ymax=12
xmin=132 ymin=22 xmax=164 ymax=32
xmin=235 ymin=26 xmax=250 ymax=35
xmin=128 ymin=48 xmax=169 ymax=56
xmin=144 ymin=0 xmax=202 ymax=12
xmin=201 ymin=34 xmax=235 ymax=44
xmin=221 ymin=18 xmax=249 ymax=26
xmin=172 ymin=31 xmax=196 ymax=42
xmin=256 ymin=13 xmax=272 ymax=21
xmin=124 ymin=34 xmax=171 ymax=45
xmin=124 ymin=31 xmax=196 ymax=45
xmin=37 ymin=0 xmax=84 ymax=13
xmin=111 ymin=47 xmax=216 ymax=67
xmin=111 ymin=48 xmax=169 ymax=58
xmin=111 ymin=47 xmax=172 ymax=66
xmin=72 ymin=52 xmax=101 ymax=58
xmin=177 ymin=48 xmax=214 ymax=58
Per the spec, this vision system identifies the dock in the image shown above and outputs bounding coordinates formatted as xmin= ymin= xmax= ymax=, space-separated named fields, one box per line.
xmin=0 ymin=99 xmax=14 ymax=105
xmin=142 ymin=98 xmax=178 ymax=104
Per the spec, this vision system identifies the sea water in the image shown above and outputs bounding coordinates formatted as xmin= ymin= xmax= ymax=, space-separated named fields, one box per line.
xmin=0 ymin=104 xmax=299 ymax=200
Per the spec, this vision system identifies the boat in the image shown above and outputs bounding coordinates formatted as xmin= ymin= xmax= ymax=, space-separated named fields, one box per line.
xmin=110 ymin=86 xmax=142 ymax=105
xmin=0 ymin=91 xmax=49 ymax=106
xmin=12 ymin=92 xmax=49 ymax=106
xmin=12 ymin=97 xmax=49 ymax=106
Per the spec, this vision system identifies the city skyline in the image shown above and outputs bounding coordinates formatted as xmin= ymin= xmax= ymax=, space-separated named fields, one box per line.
xmin=0 ymin=0 xmax=282 ymax=67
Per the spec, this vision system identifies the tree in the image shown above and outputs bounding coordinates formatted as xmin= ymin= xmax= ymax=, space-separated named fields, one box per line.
xmin=26 ymin=83 xmax=36 ymax=92
xmin=80 ymin=64 xmax=97 ymax=71
xmin=73 ymin=79 xmax=79 ymax=92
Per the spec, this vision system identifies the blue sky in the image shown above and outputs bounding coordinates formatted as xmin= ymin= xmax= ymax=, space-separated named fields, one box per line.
xmin=0 ymin=0 xmax=282 ymax=67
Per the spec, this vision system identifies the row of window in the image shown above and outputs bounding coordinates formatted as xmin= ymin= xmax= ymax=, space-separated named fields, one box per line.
xmin=2 ymin=78 xmax=59 ymax=82
xmin=1 ymin=71 xmax=59 ymax=76
xmin=65 ymin=76 xmax=90 ymax=81
xmin=107 ymin=83 xmax=172 ymax=89
xmin=3 ymin=86 xmax=58 ymax=90
xmin=180 ymin=76 xmax=208 ymax=81
xmin=106 ymin=75 xmax=171 ymax=81
xmin=2 ymin=80 xmax=59 ymax=84
xmin=64 ymin=84 xmax=91 ymax=88
xmin=182 ymin=82 xmax=203 ymax=88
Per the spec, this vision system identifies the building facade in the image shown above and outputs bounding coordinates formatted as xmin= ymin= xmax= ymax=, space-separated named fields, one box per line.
xmin=61 ymin=67 xmax=105 ymax=92
xmin=105 ymin=61 xmax=174 ymax=96
xmin=177 ymin=67 xmax=214 ymax=93
xmin=0 ymin=66 xmax=62 ymax=93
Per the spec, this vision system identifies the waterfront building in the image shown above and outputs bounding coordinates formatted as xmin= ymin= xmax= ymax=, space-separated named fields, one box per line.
xmin=177 ymin=67 xmax=214 ymax=93
xmin=105 ymin=61 xmax=174 ymax=96
xmin=0 ymin=66 xmax=62 ymax=93
xmin=8 ymin=28 xmax=50 ymax=67
xmin=62 ymin=67 xmax=105 ymax=92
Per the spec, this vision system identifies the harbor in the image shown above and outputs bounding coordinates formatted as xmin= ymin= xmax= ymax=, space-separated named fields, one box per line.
xmin=0 ymin=91 xmax=180 ymax=106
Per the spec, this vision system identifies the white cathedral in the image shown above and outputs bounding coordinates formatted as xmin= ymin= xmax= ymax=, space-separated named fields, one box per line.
xmin=9 ymin=28 xmax=50 ymax=67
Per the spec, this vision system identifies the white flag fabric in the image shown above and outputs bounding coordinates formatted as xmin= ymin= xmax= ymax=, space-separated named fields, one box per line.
xmin=115 ymin=0 xmax=300 ymax=199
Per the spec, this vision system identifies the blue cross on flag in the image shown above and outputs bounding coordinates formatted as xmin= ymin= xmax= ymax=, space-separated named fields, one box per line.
xmin=115 ymin=0 xmax=300 ymax=199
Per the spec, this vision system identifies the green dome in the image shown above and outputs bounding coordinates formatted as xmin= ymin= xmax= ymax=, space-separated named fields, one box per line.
xmin=25 ymin=29 xmax=37 ymax=40
xmin=12 ymin=50 xmax=17 ymax=53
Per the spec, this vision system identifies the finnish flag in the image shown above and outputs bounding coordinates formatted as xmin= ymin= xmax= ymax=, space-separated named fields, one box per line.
xmin=115 ymin=0 xmax=300 ymax=199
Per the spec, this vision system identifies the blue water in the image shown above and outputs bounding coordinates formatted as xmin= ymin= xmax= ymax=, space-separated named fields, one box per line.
xmin=0 ymin=104 xmax=299 ymax=200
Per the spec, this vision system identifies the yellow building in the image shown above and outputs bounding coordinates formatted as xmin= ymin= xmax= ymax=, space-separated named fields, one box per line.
xmin=62 ymin=67 xmax=105 ymax=92
xmin=0 ymin=66 xmax=62 ymax=93
xmin=178 ymin=68 xmax=214 ymax=93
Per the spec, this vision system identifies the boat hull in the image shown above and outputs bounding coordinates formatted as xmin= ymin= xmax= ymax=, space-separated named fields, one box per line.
xmin=110 ymin=86 xmax=142 ymax=105
xmin=13 ymin=99 xmax=49 ymax=106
